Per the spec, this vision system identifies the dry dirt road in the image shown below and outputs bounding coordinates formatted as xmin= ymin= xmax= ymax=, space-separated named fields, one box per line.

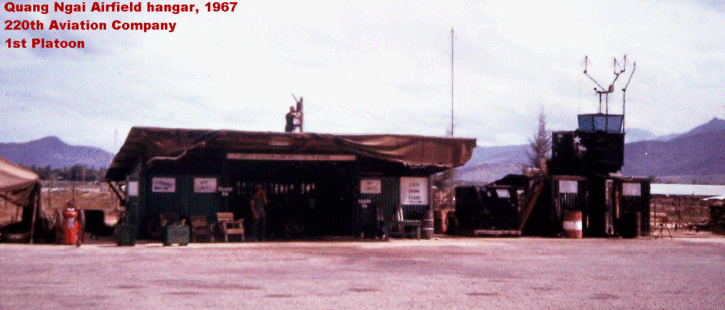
xmin=1 ymin=236 xmax=724 ymax=309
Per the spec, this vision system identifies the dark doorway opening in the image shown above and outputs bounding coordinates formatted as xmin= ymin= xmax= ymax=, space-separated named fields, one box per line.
xmin=225 ymin=159 xmax=358 ymax=239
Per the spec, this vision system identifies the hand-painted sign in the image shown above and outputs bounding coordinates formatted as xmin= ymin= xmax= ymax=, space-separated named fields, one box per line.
xmin=152 ymin=177 xmax=175 ymax=193
xmin=623 ymin=182 xmax=641 ymax=196
xmin=559 ymin=180 xmax=578 ymax=194
xmin=194 ymin=178 xmax=217 ymax=193
xmin=360 ymin=179 xmax=381 ymax=194
xmin=400 ymin=177 xmax=428 ymax=205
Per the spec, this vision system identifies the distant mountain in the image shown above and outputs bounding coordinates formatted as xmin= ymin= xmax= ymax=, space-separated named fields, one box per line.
xmin=655 ymin=132 xmax=682 ymax=142
xmin=623 ymin=128 xmax=725 ymax=178
xmin=465 ymin=144 xmax=528 ymax=166
xmin=0 ymin=136 xmax=113 ymax=169
xmin=625 ymin=128 xmax=657 ymax=143
xmin=455 ymin=145 xmax=528 ymax=184
xmin=678 ymin=117 xmax=725 ymax=138
xmin=656 ymin=117 xmax=725 ymax=141
xmin=456 ymin=162 xmax=523 ymax=185
xmin=623 ymin=117 xmax=725 ymax=182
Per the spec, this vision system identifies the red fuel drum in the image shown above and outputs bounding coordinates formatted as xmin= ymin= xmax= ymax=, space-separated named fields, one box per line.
xmin=563 ymin=211 xmax=583 ymax=239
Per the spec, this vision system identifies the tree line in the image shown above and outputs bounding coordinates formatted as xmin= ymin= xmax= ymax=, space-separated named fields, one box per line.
xmin=28 ymin=164 xmax=108 ymax=182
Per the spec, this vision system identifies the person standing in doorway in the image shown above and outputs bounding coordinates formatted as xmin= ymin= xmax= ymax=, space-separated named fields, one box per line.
xmin=250 ymin=184 xmax=268 ymax=241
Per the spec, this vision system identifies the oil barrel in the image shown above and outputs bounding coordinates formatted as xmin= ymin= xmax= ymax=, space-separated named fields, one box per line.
xmin=563 ymin=211 xmax=583 ymax=239
xmin=422 ymin=218 xmax=434 ymax=239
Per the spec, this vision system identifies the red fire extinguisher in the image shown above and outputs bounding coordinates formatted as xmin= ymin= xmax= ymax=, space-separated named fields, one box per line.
xmin=62 ymin=201 xmax=84 ymax=247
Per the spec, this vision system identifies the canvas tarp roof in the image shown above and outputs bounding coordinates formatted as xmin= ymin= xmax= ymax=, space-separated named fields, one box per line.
xmin=105 ymin=127 xmax=477 ymax=181
xmin=0 ymin=156 xmax=40 ymax=207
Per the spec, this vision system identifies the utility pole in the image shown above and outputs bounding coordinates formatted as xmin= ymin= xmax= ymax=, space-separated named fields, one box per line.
xmin=450 ymin=27 xmax=455 ymax=138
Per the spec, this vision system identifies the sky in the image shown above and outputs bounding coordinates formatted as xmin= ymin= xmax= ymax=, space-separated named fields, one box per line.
xmin=1 ymin=0 xmax=724 ymax=153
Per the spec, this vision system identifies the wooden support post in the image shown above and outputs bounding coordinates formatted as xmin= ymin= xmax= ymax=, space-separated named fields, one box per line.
xmin=29 ymin=183 xmax=40 ymax=244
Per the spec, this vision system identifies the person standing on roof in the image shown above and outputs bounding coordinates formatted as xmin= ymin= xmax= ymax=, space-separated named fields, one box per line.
xmin=285 ymin=106 xmax=299 ymax=133
xmin=250 ymin=184 xmax=268 ymax=241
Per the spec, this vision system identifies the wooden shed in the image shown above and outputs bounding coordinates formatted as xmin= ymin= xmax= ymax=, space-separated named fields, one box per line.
xmin=105 ymin=127 xmax=475 ymax=241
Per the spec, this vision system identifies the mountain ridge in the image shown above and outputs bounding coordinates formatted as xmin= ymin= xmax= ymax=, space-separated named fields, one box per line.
xmin=0 ymin=136 xmax=113 ymax=169
xmin=3 ymin=117 xmax=724 ymax=183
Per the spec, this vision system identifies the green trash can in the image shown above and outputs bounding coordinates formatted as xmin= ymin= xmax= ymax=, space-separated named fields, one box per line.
xmin=114 ymin=224 xmax=137 ymax=246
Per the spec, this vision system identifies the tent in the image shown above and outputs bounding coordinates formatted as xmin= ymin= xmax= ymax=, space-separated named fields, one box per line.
xmin=0 ymin=156 xmax=41 ymax=243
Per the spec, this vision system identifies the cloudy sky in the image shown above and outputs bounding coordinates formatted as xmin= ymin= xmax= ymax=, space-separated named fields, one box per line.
xmin=2 ymin=0 xmax=724 ymax=153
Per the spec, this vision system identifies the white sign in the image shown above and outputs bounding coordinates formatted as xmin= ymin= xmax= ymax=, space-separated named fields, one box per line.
xmin=496 ymin=189 xmax=511 ymax=198
xmin=559 ymin=180 xmax=578 ymax=194
xmin=194 ymin=178 xmax=217 ymax=193
xmin=360 ymin=179 xmax=382 ymax=194
xmin=623 ymin=182 xmax=641 ymax=196
xmin=127 ymin=181 xmax=139 ymax=197
xmin=227 ymin=153 xmax=356 ymax=161
xmin=400 ymin=177 xmax=428 ymax=205
xmin=152 ymin=177 xmax=176 ymax=193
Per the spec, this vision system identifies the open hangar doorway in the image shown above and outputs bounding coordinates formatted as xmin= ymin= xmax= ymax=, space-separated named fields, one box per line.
xmin=224 ymin=155 xmax=359 ymax=239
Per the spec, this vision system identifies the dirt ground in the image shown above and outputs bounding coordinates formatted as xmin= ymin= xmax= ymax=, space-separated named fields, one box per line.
xmin=1 ymin=234 xmax=724 ymax=310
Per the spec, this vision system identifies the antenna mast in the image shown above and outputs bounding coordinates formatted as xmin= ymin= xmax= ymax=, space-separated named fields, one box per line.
xmin=621 ymin=62 xmax=636 ymax=132
xmin=583 ymin=55 xmax=634 ymax=131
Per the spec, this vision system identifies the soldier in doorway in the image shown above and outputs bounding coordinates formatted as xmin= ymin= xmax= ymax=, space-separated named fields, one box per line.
xmin=250 ymin=184 xmax=269 ymax=241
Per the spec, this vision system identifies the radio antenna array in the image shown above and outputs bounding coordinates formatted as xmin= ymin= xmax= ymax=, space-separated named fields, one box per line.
xmin=582 ymin=55 xmax=635 ymax=131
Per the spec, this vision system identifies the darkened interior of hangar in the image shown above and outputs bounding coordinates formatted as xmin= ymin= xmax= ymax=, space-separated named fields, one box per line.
xmin=224 ymin=159 xmax=358 ymax=239
xmin=139 ymin=150 xmax=361 ymax=239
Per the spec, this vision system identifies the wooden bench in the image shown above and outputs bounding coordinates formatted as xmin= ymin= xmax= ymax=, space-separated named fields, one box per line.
xmin=217 ymin=212 xmax=244 ymax=242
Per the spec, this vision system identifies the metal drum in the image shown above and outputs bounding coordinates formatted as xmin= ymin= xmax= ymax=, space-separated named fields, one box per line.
xmin=563 ymin=211 xmax=583 ymax=239
xmin=422 ymin=218 xmax=434 ymax=239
